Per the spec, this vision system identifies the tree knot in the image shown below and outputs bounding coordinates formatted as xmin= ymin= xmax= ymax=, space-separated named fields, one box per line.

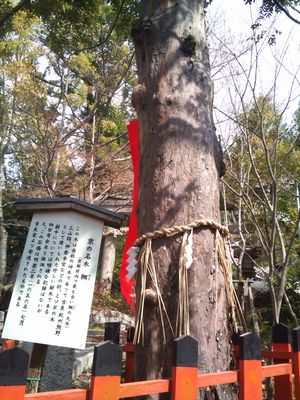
xmin=180 ymin=35 xmax=196 ymax=57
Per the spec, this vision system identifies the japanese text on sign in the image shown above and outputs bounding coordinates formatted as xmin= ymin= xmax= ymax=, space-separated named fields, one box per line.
xmin=3 ymin=211 xmax=104 ymax=349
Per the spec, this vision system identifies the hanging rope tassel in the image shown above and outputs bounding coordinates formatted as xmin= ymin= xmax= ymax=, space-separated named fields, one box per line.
xmin=176 ymin=230 xmax=193 ymax=337
xmin=134 ymin=238 xmax=174 ymax=344
xmin=215 ymin=231 xmax=247 ymax=332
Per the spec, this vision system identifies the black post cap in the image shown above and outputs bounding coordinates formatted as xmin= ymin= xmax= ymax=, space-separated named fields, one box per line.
xmin=104 ymin=322 xmax=120 ymax=344
xmin=172 ymin=335 xmax=198 ymax=368
xmin=92 ymin=341 xmax=122 ymax=377
xmin=292 ymin=327 xmax=300 ymax=352
xmin=127 ymin=327 xmax=135 ymax=343
xmin=239 ymin=332 xmax=261 ymax=360
xmin=0 ymin=347 xmax=29 ymax=386
xmin=272 ymin=323 xmax=290 ymax=344
xmin=232 ymin=330 xmax=242 ymax=346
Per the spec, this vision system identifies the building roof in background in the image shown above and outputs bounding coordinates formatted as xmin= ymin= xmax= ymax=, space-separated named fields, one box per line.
xmin=95 ymin=195 xmax=132 ymax=215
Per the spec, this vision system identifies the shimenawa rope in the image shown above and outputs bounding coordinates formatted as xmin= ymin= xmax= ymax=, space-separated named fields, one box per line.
xmin=103 ymin=219 xmax=241 ymax=342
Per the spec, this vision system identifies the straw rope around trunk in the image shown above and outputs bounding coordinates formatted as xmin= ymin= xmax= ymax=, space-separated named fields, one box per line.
xmin=105 ymin=219 xmax=244 ymax=340
xmin=134 ymin=218 xmax=229 ymax=246
xmin=102 ymin=218 xmax=228 ymax=242
xmin=103 ymin=227 xmax=129 ymax=238
xmin=133 ymin=220 xmax=243 ymax=344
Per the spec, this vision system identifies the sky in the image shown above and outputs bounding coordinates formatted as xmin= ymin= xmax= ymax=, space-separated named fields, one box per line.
xmin=206 ymin=0 xmax=300 ymax=140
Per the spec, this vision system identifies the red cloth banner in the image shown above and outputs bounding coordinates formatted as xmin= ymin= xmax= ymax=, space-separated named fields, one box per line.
xmin=120 ymin=119 xmax=140 ymax=307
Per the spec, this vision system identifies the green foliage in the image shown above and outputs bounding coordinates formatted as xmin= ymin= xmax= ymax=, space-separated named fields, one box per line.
xmin=112 ymin=235 xmax=126 ymax=290
xmin=244 ymin=0 xmax=300 ymax=16
xmin=227 ymin=96 xmax=300 ymax=237
xmin=2 ymin=191 xmax=28 ymax=282
xmin=92 ymin=282 xmax=132 ymax=314
xmin=0 ymin=1 xmax=137 ymax=299
xmin=1 ymin=0 xmax=139 ymax=53
xmin=244 ymin=0 xmax=300 ymax=29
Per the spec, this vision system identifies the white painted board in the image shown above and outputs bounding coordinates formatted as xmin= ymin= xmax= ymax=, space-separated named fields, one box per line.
xmin=2 ymin=211 xmax=104 ymax=349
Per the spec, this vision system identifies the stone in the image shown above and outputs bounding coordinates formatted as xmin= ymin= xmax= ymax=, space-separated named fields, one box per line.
xmin=39 ymin=346 xmax=74 ymax=392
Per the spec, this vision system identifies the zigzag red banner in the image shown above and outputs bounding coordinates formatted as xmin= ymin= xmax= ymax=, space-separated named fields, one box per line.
xmin=120 ymin=119 xmax=140 ymax=308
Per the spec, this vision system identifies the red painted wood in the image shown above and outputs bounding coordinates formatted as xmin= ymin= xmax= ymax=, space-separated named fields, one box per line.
xmin=4 ymin=344 xmax=300 ymax=400
xmin=123 ymin=343 xmax=134 ymax=352
xmin=233 ymin=344 xmax=240 ymax=360
xmin=197 ymin=370 xmax=238 ymax=387
xmin=119 ymin=379 xmax=170 ymax=398
xmin=261 ymin=363 xmax=292 ymax=378
xmin=25 ymin=389 xmax=87 ymax=400
xmin=123 ymin=343 xmax=134 ymax=383
xmin=89 ymin=376 xmax=120 ymax=400
xmin=262 ymin=350 xmax=292 ymax=360
xmin=171 ymin=366 xmax=198 ymax=400
xmin=0 ymin=385 xmax=26 ymax=400
xmin=293 ymin=352 xmax=300 ymax=400
xmin=2 ymin=339 xmax=18 ymax=350
xmin=273 ymin=342 xmax=293 ymax=400
xmin=239 ymin=360 xmax=262 ymax=400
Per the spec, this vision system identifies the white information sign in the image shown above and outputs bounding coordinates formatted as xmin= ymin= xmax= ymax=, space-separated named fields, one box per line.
xmin=2 ymin=210 xmax=104 ymax=349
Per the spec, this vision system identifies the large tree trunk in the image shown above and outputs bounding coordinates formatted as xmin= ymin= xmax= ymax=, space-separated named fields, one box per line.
xmin=132 ymin=1 xmax=233 ymax=399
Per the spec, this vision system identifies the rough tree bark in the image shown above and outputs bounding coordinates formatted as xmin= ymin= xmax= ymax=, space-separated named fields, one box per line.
xmin=132 ymin=1 xmax=233 ymax=399
xmin=0 ymin=159 xmax=7 ymax=284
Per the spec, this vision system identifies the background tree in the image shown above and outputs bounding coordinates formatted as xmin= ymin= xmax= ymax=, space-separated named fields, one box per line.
xmin=0 ymin=2 xmax=139 ymax=307
xmin=244 ymin=0 xmax=300 ymax=25
xmin=0 ymin=9 xmax=43 ymax=282
xmin=224 ymin=96 xmax=300 ymax=327
xmin=207 ymin=1 xmax=300 ymax=336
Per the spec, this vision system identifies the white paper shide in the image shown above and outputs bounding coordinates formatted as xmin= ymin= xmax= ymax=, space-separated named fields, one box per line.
xmin=2 ymin=211 xmax=103 ymax=349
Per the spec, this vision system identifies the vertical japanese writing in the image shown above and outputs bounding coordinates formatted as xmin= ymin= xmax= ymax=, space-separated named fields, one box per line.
xmin=6 ymin=212 xmax=104 ymax=349
xmin=16 ymin=219 xmax=88 ymax=334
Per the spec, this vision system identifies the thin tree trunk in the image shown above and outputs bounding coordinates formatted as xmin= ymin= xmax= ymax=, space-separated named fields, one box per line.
xmin=53 ymin=65 xmax=69 ymax=193
xmin=52 ymin=149 xmax=61 ymax=193
xmin=89 ymin=112 xmax=96 ymax=202
xmin=132 ymin=2 xmax=233 ymax=399
xmin=0 ymin=159 xmax=7 ymax=284
xmin=98 ymin=227 xmax=117 ymax=294
xmin=248 ymin=283 xmax=260 ymax=335
xmin=283 ymin=291 xmax=298 ymax=326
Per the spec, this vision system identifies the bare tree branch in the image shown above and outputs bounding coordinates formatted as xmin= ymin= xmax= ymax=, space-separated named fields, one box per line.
xmin=273 ymin=0 xmax=300 ymax=25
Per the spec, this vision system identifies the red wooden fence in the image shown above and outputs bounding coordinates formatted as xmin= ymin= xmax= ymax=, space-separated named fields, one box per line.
xmin=1 ymin=323 xmax=300 ymax=400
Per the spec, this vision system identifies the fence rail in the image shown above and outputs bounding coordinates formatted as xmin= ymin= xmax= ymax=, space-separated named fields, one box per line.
xmin=25 ymin=389 xmax=87 ymax=399
xmin=1 ymin=323 xmax=300 ymax=400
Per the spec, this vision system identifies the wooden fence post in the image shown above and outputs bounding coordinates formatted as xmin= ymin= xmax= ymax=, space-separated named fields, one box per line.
xmin=292 ymin=326 xmax=300 ymax=400
xmin=272 ymin=323 xmax=293 ymax=400
xmin=239 ymin=332 xmax=262 ymax=400
xmin=124 ymin=327 xmax=135 ymax=383
xmin=104 ymin=322 xmax=120 ymax=344
xmin=89 ymin=341 xmax=121 ymax=400
xmin=171 ymin=335 xmax=198 ymax=400
xmin=0 ymin=347 xmax=29 ymax=400
xmin=1 ymin=339 xmax=19 ymax=350
xmin=232 ymin=331 xmax=241 ymax=365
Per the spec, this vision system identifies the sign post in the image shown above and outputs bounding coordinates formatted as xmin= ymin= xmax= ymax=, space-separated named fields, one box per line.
xmin=2 ymin=198 xmax=123 ymax=350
